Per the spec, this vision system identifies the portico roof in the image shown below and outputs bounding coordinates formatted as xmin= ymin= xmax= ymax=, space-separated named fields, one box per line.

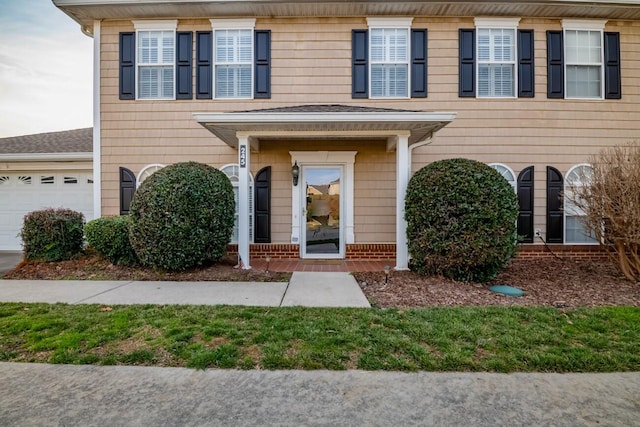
xmin=193 ymin=105 xmax=456 ymax=148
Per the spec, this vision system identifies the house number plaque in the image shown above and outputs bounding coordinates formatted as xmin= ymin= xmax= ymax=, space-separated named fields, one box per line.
xmin=239 ymin=145 xmax=247 ymax=168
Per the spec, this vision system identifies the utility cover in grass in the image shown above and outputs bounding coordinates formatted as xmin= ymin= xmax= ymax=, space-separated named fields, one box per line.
xmin=489 ymin=285 xmax=524 ymax=297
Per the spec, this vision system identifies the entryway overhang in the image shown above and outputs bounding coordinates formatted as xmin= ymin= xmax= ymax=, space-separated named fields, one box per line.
xmin=193 ymin=105 xmax=456 ymax=271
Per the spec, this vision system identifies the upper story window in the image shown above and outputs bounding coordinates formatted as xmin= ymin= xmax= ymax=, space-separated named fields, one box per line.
xmin=352 ymin=18 xmax=427 ymax=99
xmin=459 ymin=18 xmax=533 ymax=98
xmin=563 ymin=20 xmax=605 ymax=99
xmin=475 ymin=18 xmax=519 ymax=98
xmin=368 ymin=18 xmax=412 ymax=98
xmin=211 ymin=19 xmax=255 ymax=99
xmin=133 ymin=21 xmax=177 ymax=100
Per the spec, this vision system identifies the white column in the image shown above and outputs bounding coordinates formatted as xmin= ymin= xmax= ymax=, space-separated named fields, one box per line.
xmin=237 ymin=134 xmax=251 ymax=269
xmin=395 ymin=133 xmax=410 ymax=270
xmin=92 ymin=20 xmax=101 ymax=219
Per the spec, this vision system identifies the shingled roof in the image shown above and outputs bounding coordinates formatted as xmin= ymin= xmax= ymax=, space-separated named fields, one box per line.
xmin=0 ymin=128 xmax=92 ymax=154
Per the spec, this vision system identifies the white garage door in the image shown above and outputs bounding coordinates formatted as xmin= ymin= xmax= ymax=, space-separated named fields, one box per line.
xmin=0 ymin=171 xmax=93 ymax=250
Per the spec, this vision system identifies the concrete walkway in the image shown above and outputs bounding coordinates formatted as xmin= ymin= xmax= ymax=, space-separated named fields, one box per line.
xmin=0 ymin=272 xmax=370 ymax=308
xmin=1 ymin=363 xmax=638 ymax=426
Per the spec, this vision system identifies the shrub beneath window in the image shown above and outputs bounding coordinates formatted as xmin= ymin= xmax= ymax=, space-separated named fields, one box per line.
xmin=405 ymin=158 xmax=519 ymax=282
xmin=129 ymin=161 xmax=235 ymax=271
xmin=21 ymin=208 xmax=85 ymax=262
xmin=85 ymin=216 xmax=138 ymax=266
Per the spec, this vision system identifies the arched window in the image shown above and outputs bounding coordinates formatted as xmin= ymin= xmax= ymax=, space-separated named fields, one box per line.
xmin=221 ymin=164 xmax=254 ymax=243
xmin=137 ymin=164 xmax=166 ymax=187
xmin=489 ymin=163 xmax=517 ymax=192
xmin=564 ymin=164 xmax=596 ymax=244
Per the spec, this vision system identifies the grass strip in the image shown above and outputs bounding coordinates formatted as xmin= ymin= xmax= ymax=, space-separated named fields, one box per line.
xmin=0 ymin=303 xmax=638 ymax=372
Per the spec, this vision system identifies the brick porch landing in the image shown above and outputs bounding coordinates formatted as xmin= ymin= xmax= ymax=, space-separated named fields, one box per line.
xmin=250 ymin=259 xmax=394 ymax=272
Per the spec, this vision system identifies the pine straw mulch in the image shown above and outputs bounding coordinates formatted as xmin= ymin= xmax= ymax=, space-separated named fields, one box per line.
xmin=3 ymin=254 xmax=639 ymax=309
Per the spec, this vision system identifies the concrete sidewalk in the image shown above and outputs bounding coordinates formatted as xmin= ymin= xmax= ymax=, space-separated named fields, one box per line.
xmin=1 ymin=363 xmax=638 ymax=426
xmin=0 ymin=272 xmax=370 ymax=308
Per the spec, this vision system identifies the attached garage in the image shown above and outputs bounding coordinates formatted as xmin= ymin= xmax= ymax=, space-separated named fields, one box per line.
xmin=0 ymin=129 xmax=93 ymax=251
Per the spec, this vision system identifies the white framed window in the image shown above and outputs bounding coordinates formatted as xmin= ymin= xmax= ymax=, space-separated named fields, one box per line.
xmin=475 ymin=18 xmax=520 ymax=98
xmin=565 ymin=163 xmax=597 ymax=244
xmin=563 ymin=20 xmax=605 ymax=99
xmin=137 ymin=164 xmax=166 ymax=187
xmin=367 ymin=17 xmax=412 ymax=98
xmin=211 ymin=19 xmax=255 ymax=99
xmin=221 ymin=164 xmax=254 ymax=243
xmin=489 ymin=163 xmax=517 ymax=192
xmin=133 ymin=20 xmax=177 ymax=100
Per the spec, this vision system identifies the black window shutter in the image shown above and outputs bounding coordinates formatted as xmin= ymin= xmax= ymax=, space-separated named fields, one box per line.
xmin=517 ymin=166 xmax=535 ymax=243
xmin=458 ymin=29 xmax=475 ymax=97
xmin=176 ymin=31 xmax=193 ymax=99
xmin=119 ymin=32 xmax=135 ymax=100
xmin=411 ymin=29 xmax=428 ymax=98
xmin=546 ymin=30 xmax=564 ymax=99
xmin=196 ymin=31 xmax=212 ymax=99
xmin=604 ymin=32 xmax=622 ymax=99
xmin=119 ymin=167 xmax=136 ymax=215
xmin=254 ymin=166 xmax=271 ymax=243
xmin=254 ymin=30 xmax=271 ymax=99
xmin=546 ymin=166 xmax=564 ymax=243
xmin=518 ymin=30 xmax=535 ymax=98
xmin=352 ymin=29 xmax=368 ymax=98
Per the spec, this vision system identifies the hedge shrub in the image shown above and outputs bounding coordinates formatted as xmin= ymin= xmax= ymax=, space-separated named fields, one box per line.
xmin=405 ymin=158 xmax=519 ymax=282
xmin=21 ymin=208 xmax=85 ymax=262
xmin=129 ymin=161 xmax=235 ymax=271
xmin=85 ymin=216 xmax=138 ymax=266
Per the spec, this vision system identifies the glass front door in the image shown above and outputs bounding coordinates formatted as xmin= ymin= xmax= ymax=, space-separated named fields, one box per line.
xmin=302 ymin=167 xmax=343 ymax=258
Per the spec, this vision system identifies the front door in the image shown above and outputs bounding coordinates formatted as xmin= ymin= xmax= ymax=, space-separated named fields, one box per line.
xmin=301 ymin=166 xmax=344 ymax=258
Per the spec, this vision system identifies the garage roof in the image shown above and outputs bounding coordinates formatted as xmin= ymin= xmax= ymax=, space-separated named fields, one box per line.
xmin=0 ymin=128 xmax=92 ymax=156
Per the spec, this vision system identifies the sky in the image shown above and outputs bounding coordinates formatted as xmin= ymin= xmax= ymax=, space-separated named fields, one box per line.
xmin=0 ymin=0 xmax=93 ymax=138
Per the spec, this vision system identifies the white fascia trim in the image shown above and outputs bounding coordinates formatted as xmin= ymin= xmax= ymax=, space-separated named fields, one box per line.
xmin=0 ymin=153 xmax=92 ymax=162
xmin=210 ymin=18 xmax=256 ymax=29
xmin=562 ymin=19 xmax=607 ymax=30
xmin=474 ymin=17 xmax=521 ymax=28
xmin=193 ymin=112 xmax=457 ymax=124
xmin=133 ymin=19 xmax=177 ymax=30
xmin=366 ymin=17 xmax=413 ymax=28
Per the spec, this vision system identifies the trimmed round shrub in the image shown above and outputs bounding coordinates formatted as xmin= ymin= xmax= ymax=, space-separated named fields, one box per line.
xmin=85 ymin=216 xmax=138 ymax=266
xmin=21 ymin=208 xmax=85 ymax=261
xmin=129 ymin=161 xmax=235 ymax=271
xmin=405 ymin=158 xmax=519 ymax=282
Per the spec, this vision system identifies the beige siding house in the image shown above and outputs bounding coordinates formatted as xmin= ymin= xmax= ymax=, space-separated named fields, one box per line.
xmin=54 ymin=0 xmax=640 ymax=269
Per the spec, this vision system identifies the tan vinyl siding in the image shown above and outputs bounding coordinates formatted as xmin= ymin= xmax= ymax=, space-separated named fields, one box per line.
xmin=100 ymin=17 xmax=640 ymax=244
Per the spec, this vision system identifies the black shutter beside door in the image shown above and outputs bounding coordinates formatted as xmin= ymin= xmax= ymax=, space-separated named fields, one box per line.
xmin=517 ymin=166 xmax=534 ymax=243
xmin=546 ymin=166 xmax=564 ymax=243
xmin=254 ymin=166 xmax=271 ymax=243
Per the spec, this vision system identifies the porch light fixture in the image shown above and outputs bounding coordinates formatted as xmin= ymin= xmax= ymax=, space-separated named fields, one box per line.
xmin=292 ymin=161 xmax=300 ymax=186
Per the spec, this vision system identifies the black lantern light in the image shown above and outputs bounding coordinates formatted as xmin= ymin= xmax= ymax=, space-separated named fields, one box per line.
xmin=292 ymin=161 xmax=300 ymax=186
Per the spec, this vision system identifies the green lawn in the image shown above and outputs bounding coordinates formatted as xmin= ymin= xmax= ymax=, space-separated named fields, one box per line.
xmin=0 ymin=303 xmax=638 ymax=372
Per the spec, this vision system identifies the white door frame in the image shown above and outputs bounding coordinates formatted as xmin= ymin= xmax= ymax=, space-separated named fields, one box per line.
xmin=289 ymin=151 xmax=357 ymax=258
xmin=301 ymin=165 xmax=344 ymax=259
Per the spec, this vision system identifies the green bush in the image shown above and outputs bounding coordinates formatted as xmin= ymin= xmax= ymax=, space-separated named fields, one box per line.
xmin=21 ymin=208 xmax=85 ymax=262
xmin=129 ymin=161 xmax=235 ymax=271
xmin=85 ymin=216 xmax=138 ymax=266
xmin=405 ymin=158 xmax=519 ymax=282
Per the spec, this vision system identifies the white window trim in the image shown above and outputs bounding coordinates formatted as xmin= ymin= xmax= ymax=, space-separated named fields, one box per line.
xmin=211 ymin=19 xmax=255 ymax=100
xmin=137 ymin=163 xmax=166 ymax=187
xmin=220 ymin=163 xmax=255 ymax=244
xmin=474 ymin=18 xmax=520 ymax=99
xmin=564 ymin=163 xmax=596 ymax=244
xmin=366 ymin=17 xmax=413 ymax=100
xmin=562 ymin=19 xmax=607 ymax=100
xmin=489 ymin=163 xmax=517 ymax=192
xmin=133 ymin=20 xmax=178 ymax=101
